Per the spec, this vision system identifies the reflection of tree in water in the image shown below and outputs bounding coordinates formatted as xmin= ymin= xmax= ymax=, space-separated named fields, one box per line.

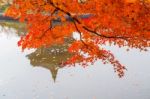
xmin=27 ymin=38 xmax=74 ymax=81
xmin=0 ymin=22 xmax=26 ymax=36
xmin=0 ymin=25 xmax=17 ymax=37
xmin=0 ymin=20 xmax=74 ymax=81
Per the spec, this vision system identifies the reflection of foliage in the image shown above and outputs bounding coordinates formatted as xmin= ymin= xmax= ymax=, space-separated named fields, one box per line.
xmin=0 ymin=5 xmax=8 ymax=12
xmin=27 ymin=38 xmax=74 ymax=81
xmin=0 ymin=2 xmax=26 ymax=36
xmin=0 ymin=0 xmax=12 ymax=12
xmin=0 ymin=25 xmax=17 ymax=37
xmin=0 ymin=21 xmax=26 ymax=36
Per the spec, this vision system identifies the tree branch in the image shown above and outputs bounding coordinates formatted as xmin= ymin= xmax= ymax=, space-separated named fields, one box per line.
xmin=48 ymin=0 xmax=130 ymax=41
xmin=72 ymin=19 xmax=88 ymax=47
xmin=82 ymin=26 xmax=129 ymax=41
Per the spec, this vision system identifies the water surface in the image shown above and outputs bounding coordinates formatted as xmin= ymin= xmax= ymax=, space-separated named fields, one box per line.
xmin=0 ymin=26 xmax=150 ymax=99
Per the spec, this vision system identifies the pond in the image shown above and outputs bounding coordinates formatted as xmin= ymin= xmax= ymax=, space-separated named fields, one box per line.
xmin=0 ymin=24 xmax=150 ymax=99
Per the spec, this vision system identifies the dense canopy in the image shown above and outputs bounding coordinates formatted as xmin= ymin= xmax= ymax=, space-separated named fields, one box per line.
xmin=5 ymin=0 xmax=150 ymax=77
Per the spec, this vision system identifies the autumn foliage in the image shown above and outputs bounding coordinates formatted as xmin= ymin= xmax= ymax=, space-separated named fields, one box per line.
xmin=5 ymin=0 xmax=150 ymax=77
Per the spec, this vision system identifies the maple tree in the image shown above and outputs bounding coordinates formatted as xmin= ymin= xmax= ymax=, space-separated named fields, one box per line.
xmin=5 ymin=0 xmax=150 ymax=77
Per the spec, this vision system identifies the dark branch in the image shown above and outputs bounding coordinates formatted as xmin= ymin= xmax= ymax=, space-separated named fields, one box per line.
xmin=82 ymin=26 xmax=129 ymax=41
xmin=48 ymin=0 xmax=129 ymax=41
xmin=38 ymin=27 xmax=51 ymax=39
xmin=72 ymin=19 xmax=88 ymax=47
